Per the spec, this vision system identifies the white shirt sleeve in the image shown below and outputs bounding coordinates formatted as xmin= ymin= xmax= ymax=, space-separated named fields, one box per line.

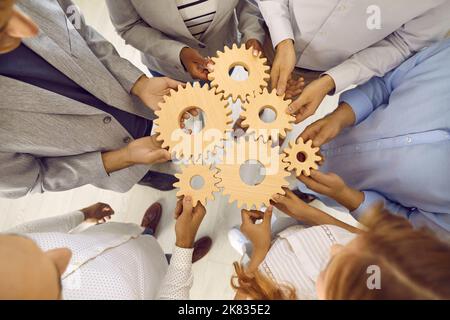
xmin=326 ymin=2 xmax=450 ymax=93
xmin=257 ymin=0 xmax=294 ymax=48
xmin=5 ymin=211 xmax=85 ymax=234
xmin=157 ymin=246 xmax=194 ymax=300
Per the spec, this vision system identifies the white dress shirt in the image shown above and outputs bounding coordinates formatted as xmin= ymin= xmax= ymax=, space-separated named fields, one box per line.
xmin=260 ymin=224 xmax=355 ymax=299
xmin=257 ymin=0 xmax=450 ymax=92
xmin=6 ymin=212 xmax=193 ymax=300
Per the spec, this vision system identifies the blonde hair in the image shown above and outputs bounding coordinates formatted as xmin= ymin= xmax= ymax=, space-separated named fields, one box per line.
xmin=231 ymin=262 xmax=297 ymax=300
xmin=325 ymin=210 xmax=450 ymax=300
xmin=232 ymin=209 xmax=450 ymax=300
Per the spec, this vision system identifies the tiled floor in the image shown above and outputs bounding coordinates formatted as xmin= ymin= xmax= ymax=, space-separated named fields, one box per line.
xmin=0 ymin=0 xmax=357 ymax=299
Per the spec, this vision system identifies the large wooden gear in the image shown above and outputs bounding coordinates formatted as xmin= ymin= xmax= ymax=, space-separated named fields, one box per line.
xmin=208 ymin=44 xmax=270 ymax=102
xmin=217 ymin=138 xmax=290 ymax=209
xmin=154 ymin=82 xmax=232 ymax=160
xmin=174 ymin=164 xmax=221 ymax=206
xmin=241 ymin=88 xmax=296 ymax=142
xmin=283 ymin=138 xmax=322 ymax=177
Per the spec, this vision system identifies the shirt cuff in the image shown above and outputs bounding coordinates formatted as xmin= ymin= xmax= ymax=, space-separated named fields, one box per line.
xmin=258 ymin=2 xmax=294 ymax=48
xmin=339 ymin=88 xmax=374 ymax=125
xmin=171 ymin=246 xmax=194 ymax=269
xmin=351 ymin=191 xmax=386 ymax=221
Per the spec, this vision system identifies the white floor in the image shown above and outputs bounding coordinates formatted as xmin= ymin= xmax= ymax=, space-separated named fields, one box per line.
xmin=0 ymin=0 xmax=357 ymax=299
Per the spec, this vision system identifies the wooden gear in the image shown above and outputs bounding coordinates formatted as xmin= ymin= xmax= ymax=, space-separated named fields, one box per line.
xmin=174 ymin=164 xmax=220 ymax=206
xmin=217 ymin=138 xmax=290 ymax=209
xmin=241 ymin=88 xmax=296 ymax=142
xmin=283 ymin=138 xmax=322 ymax=176
xmin=154 ymin=82 xmax=232 ymax=160
xmin=208 ymin=44 xmax=270 ymax=102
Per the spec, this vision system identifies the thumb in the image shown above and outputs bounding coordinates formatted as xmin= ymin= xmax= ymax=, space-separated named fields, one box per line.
xmin=287 ymin=94 xmax=307 ymax=115
xmin=277 ymin=70 xmax=290 ymax=96
xmin=165 ymin=77 xmax=185 ymax=90
xmin=182 ymin=195 xmax=194 ymax=216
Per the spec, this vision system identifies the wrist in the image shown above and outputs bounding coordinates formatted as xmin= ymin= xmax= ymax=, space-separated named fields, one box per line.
xmin=334 ymin=102 xmax=356 ymax=128
xmin=247 ymin=248 xmax=268 ymax=273
xmin=176 ymin=237 xmax=195 ymax=249
xmin=276 ymin=39 xmax=293 ymax=51
xmin=131 ymin=75 xmax=148 ymax=97
xmin=179 ymin=47 xmax=191 ymax=70
xmin=101 ymin=147 xmax=133 ymax=174
xmin=320 ymin=75 xmax=336 ymax=95
xmin=337 ymin=187 xmax=365 ymax=212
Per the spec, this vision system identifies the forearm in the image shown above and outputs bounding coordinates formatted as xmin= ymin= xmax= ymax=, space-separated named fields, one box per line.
xmin=101 ymin=147 xmax=133 ymax=174
xmin=330 ymin=102 xmax=357 ymax=129
xmin=296 ymin=205 xmax=360 ymax=233
xmin=246 ymin=248 xmax=269 ymax=274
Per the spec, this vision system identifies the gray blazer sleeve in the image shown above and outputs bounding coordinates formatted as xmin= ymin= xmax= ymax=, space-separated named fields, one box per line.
xmin=106 ymin=0 xmax=187 ymax=72
xmin=0 ymin=151 xmax=108 ymax=198
xmin=58 ymin=0 xmax=144 ymax=93
xmin=236 ymin=0 xmax=266 ymax=44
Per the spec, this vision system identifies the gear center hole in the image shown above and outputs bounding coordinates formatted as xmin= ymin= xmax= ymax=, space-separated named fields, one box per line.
xmin=190 ymin=175 xmax=205 ymax=190
xmin=181 ymin=108 xmax=206 ymax=134
xmin=296 ymin=152 xmax=307 ymax=163
xmin=229 ymin=64 xmax=249 ymax=81
xmin=259 ymin=106 xmax=277 ymax=123
xmin=239 ymin=160 xmax=266 ymax=186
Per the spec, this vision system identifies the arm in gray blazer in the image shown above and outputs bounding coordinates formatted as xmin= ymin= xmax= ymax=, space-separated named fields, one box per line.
xmin=237 ymin=0 xmax=266 ymax=44
xmin=58 ymin=0 xmax=144 ymax=93
xmin=106 ymin=0 xmax=187 ymax=73
xmin=0 ymin=151 xmax=108 ymax=199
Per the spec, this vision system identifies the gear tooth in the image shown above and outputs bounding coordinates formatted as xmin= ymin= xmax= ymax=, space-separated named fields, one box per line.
xmin=306 ymin=139 xmax=313 ymax=147
xmin=232 ymin=43 xmax=238 ymax=50
xmin=260 ymin=58 xmax=268 ymax=64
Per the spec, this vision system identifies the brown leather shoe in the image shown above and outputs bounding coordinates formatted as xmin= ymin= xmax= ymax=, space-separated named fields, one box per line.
xmin=192 ymin=236 xmax=212 ymax=263
xmin=141 ymin=202 xmax=162 ymax=235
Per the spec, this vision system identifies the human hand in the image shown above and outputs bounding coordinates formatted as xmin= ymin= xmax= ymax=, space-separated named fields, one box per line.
xmin=287 ymin=75 xmax=336 ymax=123
xmin=271 ymin=188 xmax=313 ymax=222
xmin=180 ymin=47 xmax=212 ymax=81
xmin=245 ymin=38 xmax=264 ymax=57
xmin=299 ymin=102 xmax=355 ymax=147
xmin=240 ymin=206 xmax=273 ymax=256
xmin=271 ymin=39 xmax=297 ymax=96
xmin=298 ymin=170 xmax=364 ymax=212
xmin=131 ymin=75 xmax=183 ymax=111
xmin=285 ymin=75 xmax=305 ymax=100
xmin=174 ymin=196 xmax=207 ymax=248
xmin=126 ymin=135 xmax=171 ymax=165
xmin=81 ymin=202 xmax=114 ymax=223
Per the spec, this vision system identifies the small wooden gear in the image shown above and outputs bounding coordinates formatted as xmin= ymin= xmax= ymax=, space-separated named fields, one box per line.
xmin=241 ymin=88 xmax=296 ymax=142
xmin=208 ymin=44 xmax=270 ymax=102
xmin=174 ymin=164 xmax=221 ymax=206
xmin=154 ymin=82 xmax=232 ymax=160
xmin=217 ymin=138 xmax=290 ymax=209
xmin=283 ymin=138 xmax=322 ymax=176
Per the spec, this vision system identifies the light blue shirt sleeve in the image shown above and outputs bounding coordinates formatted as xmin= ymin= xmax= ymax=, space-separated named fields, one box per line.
xmin=338 ymin=42 xmax=450 ymax=125
xmin=352 ymin=191 xmax=450 ymax=236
